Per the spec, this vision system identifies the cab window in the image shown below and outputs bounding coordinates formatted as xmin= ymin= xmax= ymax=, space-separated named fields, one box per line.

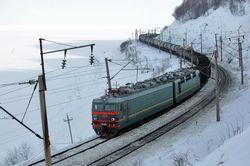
xmin=105 ymin=104 xmax=116 ymax=111
xmin=93 ymin=104 xmax=104 ymax=111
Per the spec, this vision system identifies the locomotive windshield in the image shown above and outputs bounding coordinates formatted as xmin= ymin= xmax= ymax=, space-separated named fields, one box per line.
xmin=93 ymin=104 xmax=103 ymax=111
xmin=93 ymin=103 xmax=116 ymax=111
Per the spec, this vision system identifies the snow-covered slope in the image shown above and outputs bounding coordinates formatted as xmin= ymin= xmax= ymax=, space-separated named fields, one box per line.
xmin=197 ymin=121 xmax=250 ymax=166
xmin=107 ymin=1 xmax=250 ymax=166
xmin=147 ymin=1 xmax=250 ymax=166
xmin=0 ymin=28 xmax=179 ymax=164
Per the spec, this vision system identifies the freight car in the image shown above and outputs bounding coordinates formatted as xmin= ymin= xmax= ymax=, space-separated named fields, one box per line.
xmin=92 ymin=68 xmax=200 ymax=137
xmin=139 ymin=33 xmax=210 ymax=86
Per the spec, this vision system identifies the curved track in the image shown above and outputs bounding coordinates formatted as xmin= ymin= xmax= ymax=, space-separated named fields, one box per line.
xmin=30 ymin=34 xmax=231 ymax=166
xmin=85 ymin=35 xmax=231 ymax=165
xmin=87 ymin=65 xmax=231 ymax=166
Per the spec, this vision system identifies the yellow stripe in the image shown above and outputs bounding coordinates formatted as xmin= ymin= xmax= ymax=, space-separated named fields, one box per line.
xmin=119 ymin=97 xmax=173 ymax=123
xmin=119 ymin=84 xmax=200 ymax=123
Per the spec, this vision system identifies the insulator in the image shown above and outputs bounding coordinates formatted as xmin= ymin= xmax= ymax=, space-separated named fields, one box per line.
xmin=62 ymin=59 xmax=67 ymax=69
xmin=89 ymin=56 xmax=94 ymax=65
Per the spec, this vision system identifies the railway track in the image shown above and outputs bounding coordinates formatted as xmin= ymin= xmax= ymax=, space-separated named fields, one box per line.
xmin=30 ymin=35 xmax=231 ymax=166
xmin=29 ymin=136 xmax=108 ymax=165
xmin=87 ymin=65 xmax=231 ymax=166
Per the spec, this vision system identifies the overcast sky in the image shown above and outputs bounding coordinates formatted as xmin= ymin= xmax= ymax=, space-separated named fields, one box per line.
xmin=0 ymin=0 xmax=183 ymax=28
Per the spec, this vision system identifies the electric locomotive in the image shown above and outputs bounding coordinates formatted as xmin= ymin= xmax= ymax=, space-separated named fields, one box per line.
xmin=91 ymin=68 xmax=200 ymax=137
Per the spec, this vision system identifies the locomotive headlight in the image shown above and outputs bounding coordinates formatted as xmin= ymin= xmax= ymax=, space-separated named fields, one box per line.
xmin=111 ymin=118 xmax=116 ymax=121
xmin=93 ymin=117 xmax=97 ymax=120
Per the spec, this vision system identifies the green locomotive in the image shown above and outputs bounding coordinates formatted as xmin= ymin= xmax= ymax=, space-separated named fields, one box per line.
xmin=92 ymin=68 xmax=200 ymax=137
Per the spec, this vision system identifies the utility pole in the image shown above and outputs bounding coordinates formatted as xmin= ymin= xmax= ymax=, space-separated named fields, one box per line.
xmin=39 ymin=38 xmax=47 ymax=90
xmin=184 ymin=32 xmax=188 ymax=45
xmin=183 ymin=38 xmax=186 ymax=65
xmin=105 ymin=58 xmax=112 ymax=93
xmin=214 ymin=34 xmax=220 ymax=121
xmin=237 ymin=25 xmax=242 ymax=67
xmin=38 ymin=75 xmax=52 ymax=165
xmin=237 ymin=37 xmax=241 ymax=68
xmin=191 ymin=42 xmax=194 ymax=68
xmin=136 ymin=66 xmax=139 ymax=82
xmin=215 ymin=34 xmax=218 ymax=53
xmin=214 ymin=50 xmax=220 ymax=122
xmin=64 ymin=113 xmax=74 ymax=144
xmin=169 ymin=30 xmax=171 ymax=43
xmin=220 ymin=36 xmax=223 ymax=62
xmin=37 ymin=39 xmax=95 ymax=165
xmin=180 ymin=49 xmax=184 ymax=69
xmin=200 ymin=33 xmax=203 ymax=54
xmin=238 ymin=40 xmax=244 ymax=85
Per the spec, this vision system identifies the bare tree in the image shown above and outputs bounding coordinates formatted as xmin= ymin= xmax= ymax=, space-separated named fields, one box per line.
xmin=173 ymin=0 xmax=246 ymax=22
xmin=3 ymin=143 xmax=33 ymax=166
xmin=173 ymin=153 xmax=193 ymax=166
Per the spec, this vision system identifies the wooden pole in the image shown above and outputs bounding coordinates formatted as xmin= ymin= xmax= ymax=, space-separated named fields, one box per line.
xmin=200 ymin=33 xmax=203 ymax=54
xmin=239 ymin=41 xmax=244 ymax=85
xmin=185 ymin=32 xmax=187 ymax=45
xmin=183 ymin=39 xmax=186 ymax=64
xmin=220 ymin=36 xmax=223 ymax=62
xmin=105 ymin=58 xmax=112 ymax=92
xmin=136 ymin=66 xmax=139 ymax=82
xmin=214 ymin=51 xmax=220 ymax=122
xmin=191 ymin=42 xmax=194 ymax=68
xmin=169 ymin=30 xmax=171 ymax=43
xmin=38 ymin=75 xmax=52 ymax=165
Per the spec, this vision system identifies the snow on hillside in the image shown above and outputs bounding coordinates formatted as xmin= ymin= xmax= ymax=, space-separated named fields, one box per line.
xmin=105 ymin=2 xmax=250 ymax=166
xmin=1 ymin=2 xmax=250 ymax=165
xmin=133 ymin=1 xmax=250 ymax=166
xmin=197 ymin=122 xmax=250 ymax=166
xmin=0 ymin=28 xmax=179 ymax=164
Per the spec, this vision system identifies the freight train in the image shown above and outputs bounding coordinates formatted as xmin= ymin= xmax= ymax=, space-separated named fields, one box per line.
xmin=91 ymin=34 xmax=211 ymax=137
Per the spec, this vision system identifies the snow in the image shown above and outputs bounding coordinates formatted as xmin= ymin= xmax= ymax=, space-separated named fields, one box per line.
xmin=1 ymin=1 xmax=250 ymax=165
xmin=197 ymin=127 xmax=250 ymax=166
xmin=197 ymin=120 xmax=250 ymax=166
xmin=0 ymin=28 xmax=179 ymax=163
xmin=113 ymin=2 xmax=250 ymax=166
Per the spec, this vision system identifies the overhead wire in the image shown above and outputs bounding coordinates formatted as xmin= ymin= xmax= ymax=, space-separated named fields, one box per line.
xmin=0 ymin=85 xmax=30 ymax=97
xmin=43 ymin=39 xmax=75 ymax=48
xmin=11 ymin=90 xmax=105 ymax=118
xmin=0 ymin=71 xmax=142 ymax=105
xmin=0 ymin=67 xmax=147 ymax=105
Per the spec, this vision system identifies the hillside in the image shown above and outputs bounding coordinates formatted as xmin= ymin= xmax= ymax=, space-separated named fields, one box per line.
xmin=93 ymin=2 xmax=250 ymax=165
xmin=152 ymin=1 xmax=250 ymax=166
xmin=174 ymin=0 xmax=248 ymax=22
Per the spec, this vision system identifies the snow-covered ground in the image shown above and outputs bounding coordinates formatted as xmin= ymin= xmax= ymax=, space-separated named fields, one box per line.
xmin=1 ymin=1 xmax=250 ymax=166
xmin=114 ymin=2 xmax=250 ymax=166
xmin=0 ymin=28 xmax=179 ymax=164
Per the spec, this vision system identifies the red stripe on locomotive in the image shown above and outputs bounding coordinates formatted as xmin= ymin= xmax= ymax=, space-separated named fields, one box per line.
xmin=92 ymin=111 xmax=119 ymax=115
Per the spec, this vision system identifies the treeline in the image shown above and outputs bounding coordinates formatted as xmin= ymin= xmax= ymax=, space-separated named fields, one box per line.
xmin=173 ymin=0 xmax=247 ymax=22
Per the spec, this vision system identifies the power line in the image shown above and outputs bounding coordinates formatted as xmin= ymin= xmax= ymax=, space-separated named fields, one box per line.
xmin=0 ymin=82 xmax=21 ymax=88
xmin=0 ymin=85 xmax=30 ymax=97
xmin=0 ymin=106 xmax=43 ymax=139
xmin=9 ymin=91 xmax=105 ymax=118
xmin=0 ymin=68 xmax=62 ymax=92
xmin=0 ymin=71 xmax=142 ymax=105
xmin=43 ymin=39 xmax=75 ymax=48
